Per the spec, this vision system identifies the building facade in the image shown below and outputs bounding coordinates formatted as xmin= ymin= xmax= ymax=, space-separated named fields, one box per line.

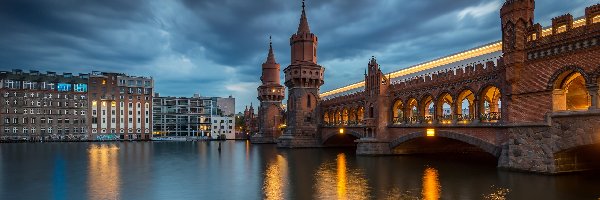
xmin=87 ymin=72 xmax=154 ymax=140
xmin=253 ymin=38 xmax=285 ymax=143
xmin=211 ymin=116 xmax=235 ymax=139
xmin=153 ymin=94 xmax=216 ymax=137
xmin=0 ymin=69 xmax=89 ymax=141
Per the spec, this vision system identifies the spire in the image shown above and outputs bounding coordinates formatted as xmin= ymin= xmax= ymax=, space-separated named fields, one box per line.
xmin=266 ymin=35 xmax=276 ymax=64
xmin=297 ymin=0 xmax=311 ymax=34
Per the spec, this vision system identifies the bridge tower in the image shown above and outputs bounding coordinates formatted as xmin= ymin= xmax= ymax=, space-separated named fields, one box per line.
xmin=500 ymin=0 xmax=535 ymax=122
xmin=356 ymin=57 xmax=393 ymax=154
xmin=278 ymin=0 xmax=325 ymax=148
xmin=253 ymin=37 xmax=285 ymax=143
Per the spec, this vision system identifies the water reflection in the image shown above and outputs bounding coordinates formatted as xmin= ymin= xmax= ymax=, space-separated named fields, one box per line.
xmin=315 ymin=153 xmax=369 ymax=200
xmin=263 ymin=154 xmax=288 ymax=200
xmin=422 ymin=167 xmax=441 ymax=200
xmin=88 ymin=144 xmax=121 ymax=200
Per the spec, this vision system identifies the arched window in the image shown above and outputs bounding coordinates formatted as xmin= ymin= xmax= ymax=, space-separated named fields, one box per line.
xmin=307 ymin=95 xmax=311 ymax=108
xmin=392 ymin=100 xmax=404 ymax=124
xmin=437 ymin=93 xmax=453 ymax=124
xmin=480 ymin=86 xmax=502 ymax=123
xmin=457 ymin=90 xmax=475 ymax=123
xmin=407 ymin=99 xmax=418 ymax=124
xmin=553 ymin=71 xmax=590 ymax=111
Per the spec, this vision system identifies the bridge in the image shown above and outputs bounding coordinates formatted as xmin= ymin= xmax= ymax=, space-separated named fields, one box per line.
xmin=314 ymin=2 xmax=600 ymax=174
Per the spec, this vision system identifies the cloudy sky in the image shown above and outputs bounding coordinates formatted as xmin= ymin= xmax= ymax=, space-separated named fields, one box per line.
xmin=0 ymin=0 xmax=593 ymax=112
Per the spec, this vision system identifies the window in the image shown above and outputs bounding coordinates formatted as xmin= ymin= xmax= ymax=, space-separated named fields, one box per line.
xmin=307 ymin=95 xmax=311 ymax=108
xmin=556 ymin=25 xmax=567 ymax=34
xmin=57 ymin=83 xmax=72 ymax=92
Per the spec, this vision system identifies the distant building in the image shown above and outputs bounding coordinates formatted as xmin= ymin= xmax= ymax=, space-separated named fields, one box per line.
xmin=87 ymin=71 xmax=154 ymax=140
xmin=0 ymin=69 xmax=89 ymax=141
xmin=153 ymin=94 xmax=215 ymax=137
xmin=153 ymin=94 xmax=236 ymax=138
xmin=216 ymin=95 xmax=235 ymax=116
xmin=211 ymin=116 xmax=235 ymax=139
xmin=243 ymin=104 xmax=258 ymax=135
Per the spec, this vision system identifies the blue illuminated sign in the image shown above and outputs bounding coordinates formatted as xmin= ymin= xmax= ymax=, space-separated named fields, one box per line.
xmin=74 ymin=84 xmax=87 ymax=92
xmin=57 ymin=83 xmax=71 ymax=92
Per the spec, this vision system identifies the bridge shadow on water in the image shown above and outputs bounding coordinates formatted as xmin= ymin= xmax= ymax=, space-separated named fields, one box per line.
xmin=322 ymin=134 xmax=360 ymax=148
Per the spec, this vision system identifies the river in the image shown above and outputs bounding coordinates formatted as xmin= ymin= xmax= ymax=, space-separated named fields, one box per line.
xmin=0 ymin=141 xmax=598 ymax=199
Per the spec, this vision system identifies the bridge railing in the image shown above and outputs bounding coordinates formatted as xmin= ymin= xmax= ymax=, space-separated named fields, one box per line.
xmin=480 ymin=112 xmax=501 ymax=123
xmin=389 ymin=113 xmax=501 ymax=126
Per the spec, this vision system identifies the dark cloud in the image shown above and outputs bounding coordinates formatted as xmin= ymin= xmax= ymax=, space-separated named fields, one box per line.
xmin=0 ymin=0 xmax=593 ymax=112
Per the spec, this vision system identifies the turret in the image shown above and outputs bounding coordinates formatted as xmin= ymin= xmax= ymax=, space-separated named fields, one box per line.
xmin=290 ymin=0 xmax=318 ymax=64
xmin=500 ymin=0 xmax=535 ymax=84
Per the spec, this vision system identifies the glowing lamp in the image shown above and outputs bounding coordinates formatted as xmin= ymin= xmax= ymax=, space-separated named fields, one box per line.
xmin=426 ymin=129 xmax=435 ymax=137
xmin=339 ymin=128 xmax=344 ymax=134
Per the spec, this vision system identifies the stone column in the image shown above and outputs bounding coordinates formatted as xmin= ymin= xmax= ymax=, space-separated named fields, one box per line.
xmin=587 ymin=85 xmax=599 ymax=110
xmin=552 ymin=89 xmax=566 ymax=111
xmin=451 ymin=101 xmax=458 ymax=125
xmin=473 ymin=98 xmax=480 ymax=124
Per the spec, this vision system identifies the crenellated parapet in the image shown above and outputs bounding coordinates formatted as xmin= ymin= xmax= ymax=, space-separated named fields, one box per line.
xmin=389 ymin=60 xmax=502 ymax=93
xmin=525 ymin=4 xmax=600 ymax=61
xmin=321 ymin=91 xmax=365 ymax=107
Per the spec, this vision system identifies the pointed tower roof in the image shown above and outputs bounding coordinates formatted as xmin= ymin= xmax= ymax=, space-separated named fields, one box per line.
xmin=297 ymin=0 xmax=311 ymax=34
xmin=265 ymin=36 xmax=277 ymax=64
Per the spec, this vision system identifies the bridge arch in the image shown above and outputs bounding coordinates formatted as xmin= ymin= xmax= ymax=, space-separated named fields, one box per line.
xmin=389 ymin=131 xmax=500 ymax=157
xmin=322 ymin=128 xmax=362 ymax=146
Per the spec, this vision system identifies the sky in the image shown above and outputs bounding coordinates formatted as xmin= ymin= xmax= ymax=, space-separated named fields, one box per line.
xmin=0 ymin=0 xmax=594 ymax=113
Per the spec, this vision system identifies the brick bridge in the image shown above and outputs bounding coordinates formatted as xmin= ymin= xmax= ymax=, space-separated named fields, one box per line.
xmin=314 ymin=2 xmax=600 ymax=174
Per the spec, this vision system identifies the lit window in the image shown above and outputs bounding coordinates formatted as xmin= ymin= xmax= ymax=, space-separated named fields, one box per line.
xmin=594 ymin=15 xmax=600 ymax=24
xmin=92 ymin=101 xmax=97 ymax=106
xmin=111 ymin=102 xmax=116 ymax=107
xmin=426 ymin=129 xmax=435 ymax=137
xmin=102 ymin=80 xmax=106 ymax=85
xmin=556 ymin=25 xmax=567 ymax=34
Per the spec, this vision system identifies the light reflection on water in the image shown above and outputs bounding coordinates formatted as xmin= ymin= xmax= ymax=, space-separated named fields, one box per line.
xmin=0 ymin=142 xmax=599 ymax=199
xmin=422 ymin=167 xmax=441 ymax=200
xmin=314 ymin=153 xmax=369 ymax=200
xmin=263 ymin=155 xmax=288 ymax=200
xmin=88 ymin=143 xmax=121 ymax=200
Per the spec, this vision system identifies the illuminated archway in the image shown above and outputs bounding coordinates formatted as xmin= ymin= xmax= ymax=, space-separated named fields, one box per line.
xmin=392 ymin=100 xmax=404 ymax=124
xmin=552 ymin=71 xmax=590 ymax=111
xmin=437 ymin=93 xmax=453 ymax=124
xmin=422 ymin=96 xmax=434 ymax=124
xmin=407 ymin=98 xmax=419 ymax=124
xmin=323 ymin=111 xmax=330 ymax=124
xmin=357 ymin=107 xmax=364 ymax=124
xmin=457 ymin=89 xmax=475 ymax=123
xmin=342 ymin=108 xmax=349 ymax=124
xmin=480 ymin=86 xmax=501 ymax=123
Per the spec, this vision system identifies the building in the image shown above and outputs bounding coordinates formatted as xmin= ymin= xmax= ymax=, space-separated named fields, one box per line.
xmin=216 ymin=96 xmax=235 ymax=116
xmin=278 ymin=1 xmax=325 ymax=148
xmin=153 ymin=94 xmax=216 ymax=137
xmin=252 ymin=37 xmax=285 ymax=143
xmin=211 ymin=116 xmax=235 ymax=139
xmin=0 ymin=69 xmax=89 ymax=141
xmin=87 ymin=71 xmax=154 ymax=140
xmin=243 ymin=104 xmax=258 ymax=135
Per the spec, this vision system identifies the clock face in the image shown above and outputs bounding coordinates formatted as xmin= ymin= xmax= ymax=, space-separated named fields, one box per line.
xmin=503 ymin=22 xmax=516 ymax=51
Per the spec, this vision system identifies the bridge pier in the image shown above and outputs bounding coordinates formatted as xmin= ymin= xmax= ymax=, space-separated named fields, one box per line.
xmin=277 ymin=134 xmax=321 ymax=148
xmin=356 ymin=139 xmax=391 ymax=155
xmin=250 ymin=134 xmax=277 ymax=144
